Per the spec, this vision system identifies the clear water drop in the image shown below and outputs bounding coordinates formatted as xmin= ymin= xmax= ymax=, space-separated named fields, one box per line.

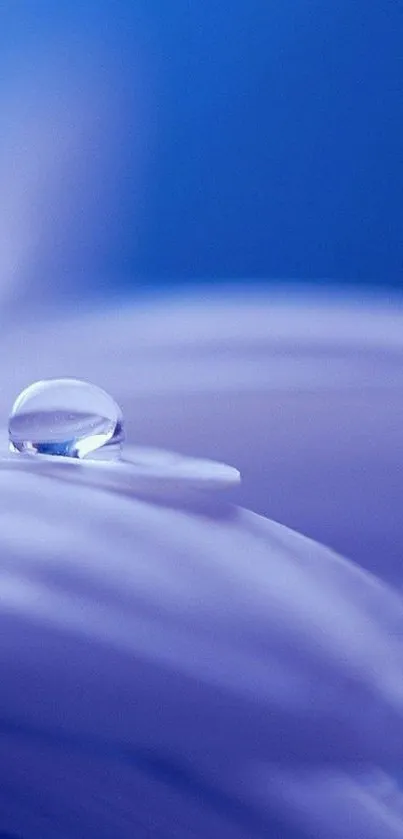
xmin=8 ymin=378 xmax=124 ymax=460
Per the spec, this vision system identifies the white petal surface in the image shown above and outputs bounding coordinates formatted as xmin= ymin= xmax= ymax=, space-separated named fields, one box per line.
xmin=0 ymin=290 xmax=402 ymax=837
xmin=0 ymin=458 xmax=402 ymax=836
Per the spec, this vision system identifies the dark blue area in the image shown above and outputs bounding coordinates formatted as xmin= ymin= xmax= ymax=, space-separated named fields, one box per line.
xmin=1 ymin=1 xmax=402 ymax=292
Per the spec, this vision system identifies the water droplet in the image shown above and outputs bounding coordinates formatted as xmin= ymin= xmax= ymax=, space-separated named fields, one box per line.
xmin=8 ymin=378 xmax=124 ymax=460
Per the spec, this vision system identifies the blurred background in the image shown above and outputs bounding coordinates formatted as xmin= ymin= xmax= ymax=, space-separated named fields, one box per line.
xmin=0 ymin=1 xmax=402 ymax=306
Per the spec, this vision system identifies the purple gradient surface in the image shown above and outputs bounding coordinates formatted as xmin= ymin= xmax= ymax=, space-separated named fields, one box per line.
xmin=1 ymin=291 xmax=403 ymax=837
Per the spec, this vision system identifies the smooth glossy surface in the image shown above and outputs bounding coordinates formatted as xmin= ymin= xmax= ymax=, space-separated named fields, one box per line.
xmin=8 ymin=378 xmax=124 ymax=460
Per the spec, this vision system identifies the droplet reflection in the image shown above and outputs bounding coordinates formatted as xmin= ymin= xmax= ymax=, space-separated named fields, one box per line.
xmin=8 ymin=378 xmax=124 ymax=460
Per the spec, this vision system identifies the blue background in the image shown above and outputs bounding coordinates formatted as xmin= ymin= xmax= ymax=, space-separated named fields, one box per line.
xmin=1 ymin=1 xmax=402 ymax=297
